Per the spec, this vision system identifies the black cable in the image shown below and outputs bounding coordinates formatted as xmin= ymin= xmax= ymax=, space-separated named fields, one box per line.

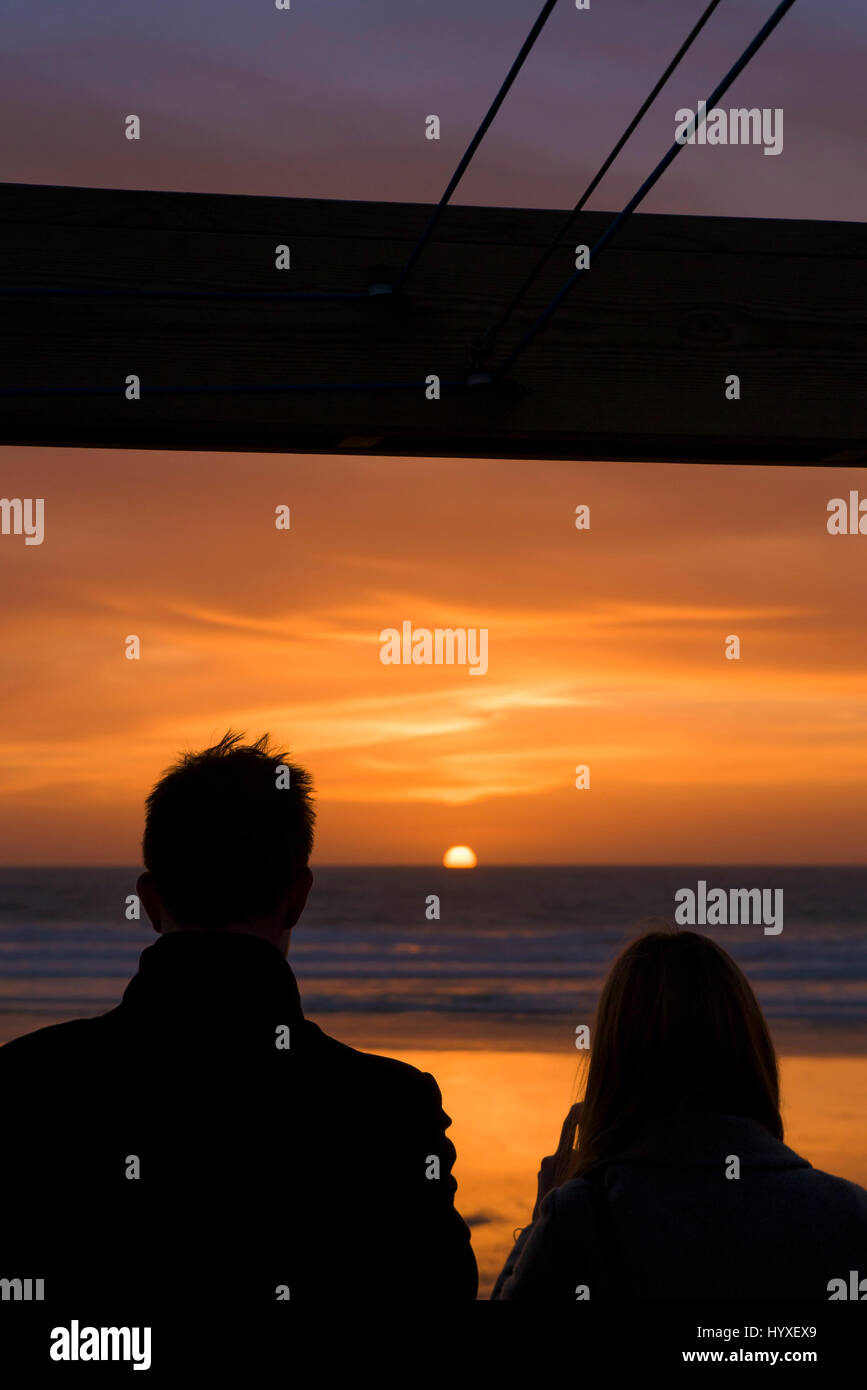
xmin=474 ymin=0 xmax=723 ymax=367
xmin=492 ymin=0 xmax=798 ymax=381
xmin=3 ymin=3 xmax=562 ymax=309
xmin=393 ymin=0 xmax=561 ymax=294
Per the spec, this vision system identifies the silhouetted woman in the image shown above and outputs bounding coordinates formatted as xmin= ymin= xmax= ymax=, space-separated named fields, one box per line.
xmin=492 ymin=929 xmax=867 ymax=1299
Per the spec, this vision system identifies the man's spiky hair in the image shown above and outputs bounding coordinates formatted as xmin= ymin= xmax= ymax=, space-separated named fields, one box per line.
xmin=142 ymin=730 xmax=315 ymax=928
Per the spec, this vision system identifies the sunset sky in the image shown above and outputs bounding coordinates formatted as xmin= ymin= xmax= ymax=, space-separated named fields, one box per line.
xmin=2 ymin=4 xmax=865 ymax=865
xmin=2 ymin=0 xmax=865 ymax=223
xmin=1 ymin=450 xmax=865 ymax=865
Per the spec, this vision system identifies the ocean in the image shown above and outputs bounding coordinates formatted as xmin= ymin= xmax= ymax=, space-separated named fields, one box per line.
xmin=0 ymin=866 xmax=865 ymax=1043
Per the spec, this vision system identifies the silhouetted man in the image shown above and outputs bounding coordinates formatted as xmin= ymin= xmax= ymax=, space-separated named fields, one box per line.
xmin=0 ymin=733 xmax=478 ymax=1317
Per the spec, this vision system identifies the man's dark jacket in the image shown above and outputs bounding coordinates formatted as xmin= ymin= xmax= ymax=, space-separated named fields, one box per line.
xmin=0 ymin=929 xmax=478 ymax=1309
xmin=492 ymin=1111 xmax=867 ymax=1300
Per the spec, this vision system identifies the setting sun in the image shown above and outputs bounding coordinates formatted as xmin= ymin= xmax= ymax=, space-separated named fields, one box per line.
xmin=443 ymin=845 xmax=478 ymax=869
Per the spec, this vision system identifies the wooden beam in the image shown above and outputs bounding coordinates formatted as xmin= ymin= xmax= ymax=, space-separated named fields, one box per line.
xmin=1 ymin=182 xmax=865 ymax=464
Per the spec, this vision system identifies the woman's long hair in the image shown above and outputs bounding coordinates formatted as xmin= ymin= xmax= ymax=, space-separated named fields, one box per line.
xmin=561 ymin=927 xmax=783 ymax=1182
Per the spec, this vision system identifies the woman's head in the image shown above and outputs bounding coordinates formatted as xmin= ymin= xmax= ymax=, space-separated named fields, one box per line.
xmin=564 ymin=927 xmax=782 ymax=1180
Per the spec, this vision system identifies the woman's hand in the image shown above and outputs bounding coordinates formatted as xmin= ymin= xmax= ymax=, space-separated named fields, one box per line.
xmin=533 ymin=1101 xmax=583 ymax=1220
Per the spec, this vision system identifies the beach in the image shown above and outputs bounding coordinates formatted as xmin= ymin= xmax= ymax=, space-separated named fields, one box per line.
xmin=1 ymin=999 xmax=864 ymax=1299
xmin=322 ymin=1016 xmax=867 ymax=1298
xmin=1 ymin=865 xmax=865 ymax=1298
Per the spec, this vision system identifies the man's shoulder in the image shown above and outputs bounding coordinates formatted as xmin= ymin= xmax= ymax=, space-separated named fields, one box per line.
xmin=300 ymin=1019 xmax=441 ymax=1103
xmin=0 ymin=1015 xmax=107 ymax=1070
xmin=0 ymin=1018 xmax=112 ymax=1129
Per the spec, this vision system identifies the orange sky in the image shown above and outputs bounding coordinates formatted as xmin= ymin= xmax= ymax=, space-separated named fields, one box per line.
xmin=1 ymin=448 xmax=865 ymax=865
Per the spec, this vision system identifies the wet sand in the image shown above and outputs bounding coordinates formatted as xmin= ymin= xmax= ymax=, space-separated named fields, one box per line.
xmin=367 ymin=1043 xmax=867 ymax=1298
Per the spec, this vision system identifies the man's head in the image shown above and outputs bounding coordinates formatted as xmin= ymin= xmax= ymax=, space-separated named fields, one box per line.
xmin=137 ymin=731 xmax=315 ymax=956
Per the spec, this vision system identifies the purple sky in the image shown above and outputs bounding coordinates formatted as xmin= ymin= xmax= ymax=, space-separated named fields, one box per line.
xmin=2 ymin=0 xmax=864 ymax=221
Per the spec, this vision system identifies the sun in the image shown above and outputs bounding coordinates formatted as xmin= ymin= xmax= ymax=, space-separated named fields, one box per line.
xmin=443 ymin=845 xmax=478 ymax=868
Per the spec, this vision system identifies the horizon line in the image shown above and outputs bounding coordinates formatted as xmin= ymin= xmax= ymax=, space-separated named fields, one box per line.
xmin=2 ymin=862 xmax=867 ymax=872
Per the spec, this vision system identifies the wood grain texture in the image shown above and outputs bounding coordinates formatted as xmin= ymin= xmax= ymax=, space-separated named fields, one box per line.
xmin=1 ymin=183 xmax=864 ymax=464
